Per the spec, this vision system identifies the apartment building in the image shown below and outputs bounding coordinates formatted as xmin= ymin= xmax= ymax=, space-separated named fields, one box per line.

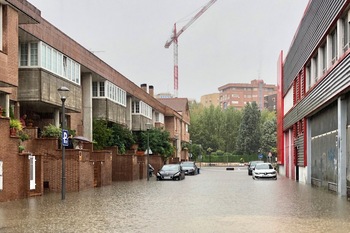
xmin=0 ymin=0 xmax=190 ymax=202
xmin=200 ymin=93 xmax=220 ymax=108
xmin=218 ymin=79 xmax=277 ymax=110
xmin=278 ymin=0 xmax=350 ymax=196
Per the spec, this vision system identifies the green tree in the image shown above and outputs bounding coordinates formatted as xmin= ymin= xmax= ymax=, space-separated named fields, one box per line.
xmin=93 ymin=118 xmax=112 ymax=150
xmin=261 ymin=118 xmax=277 ymax=155
xmin=108 ymin=122 xmax=135 ymax=154
xmin=197 ymin=105 xmax=225 ymax=152
xmin=236 ymin=102 xmax=261 ymax=154
xmin=139 ymin=128 xmax=174 ymax=160
xmin=222 ymin=107 xmax=242 ymax=152
xmin=188 ymin=143 xmax=204 ymax=161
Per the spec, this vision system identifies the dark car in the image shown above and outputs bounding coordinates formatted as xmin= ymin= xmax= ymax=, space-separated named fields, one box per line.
xmin=180 ymin=161 xmax=198 ymax=175
xmin=156 ymin=164 xmax=185 ymax=181
xmin=247 ymin=160 xmax=264 ymax=175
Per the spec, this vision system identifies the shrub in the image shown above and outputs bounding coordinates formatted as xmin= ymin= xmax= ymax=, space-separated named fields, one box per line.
xmin=41 ymin=124 xmax=61 ymax=138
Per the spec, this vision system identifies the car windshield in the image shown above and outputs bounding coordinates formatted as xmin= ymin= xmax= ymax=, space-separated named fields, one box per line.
xmin=250 ymin=161 xmax=263 ymax=166
xmin=161 ymin=165 xmax=179 ymax=171
xmin=255 ymin=164 xmax=273 ymax=170
xmin=181 ymin=163 xmax=194 ymax=167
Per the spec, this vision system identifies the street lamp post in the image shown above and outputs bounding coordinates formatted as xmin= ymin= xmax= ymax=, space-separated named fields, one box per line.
xmin=58 ymin=86 xmax=70 ymax=200
xmin=146 ymin=123 xmax=152 ymax=181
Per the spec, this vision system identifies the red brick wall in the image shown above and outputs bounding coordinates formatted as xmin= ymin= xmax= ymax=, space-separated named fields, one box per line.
xmin=149 ymin=155 xmax=164 ymax=175
xmin=0 ymin=118 xmax=27 ymax=202
xmin=112 ymin=154 xmax=139 ymax=181
xmin=0 ymin=5 xmax=19 ymax=88
xmin=91 ymin=151 xmax=112 ymax=186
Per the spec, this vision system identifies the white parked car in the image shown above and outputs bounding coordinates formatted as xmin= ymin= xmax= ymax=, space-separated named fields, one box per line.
xmin=252 ymin=163 xmax=277 ymax=180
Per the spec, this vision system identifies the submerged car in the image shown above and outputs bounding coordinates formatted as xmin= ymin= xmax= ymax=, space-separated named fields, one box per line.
xmin=156 ymin=164 xmax=185 ymax=181
xmin=247 ymin=160 xmax=264 ymax=175
xmin=180 ymin=161 xmax=198 ymax=175
xmin=252 ymin=163 xmax=277 ymax=180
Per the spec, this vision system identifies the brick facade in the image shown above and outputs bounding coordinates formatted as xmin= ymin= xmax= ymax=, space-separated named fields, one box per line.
xmin=0 ymin=118 xmax=27 ymax=202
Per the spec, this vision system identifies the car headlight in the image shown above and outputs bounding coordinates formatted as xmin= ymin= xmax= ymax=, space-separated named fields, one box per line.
xmin=174 ymin=172 xmax=180 ymax=177
xmin=157 ymin=172 xmax=161 ymax=176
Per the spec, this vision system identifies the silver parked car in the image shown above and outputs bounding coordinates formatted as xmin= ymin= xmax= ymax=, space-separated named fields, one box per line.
xmin=156 ymin=164 xmax=185 ymax=181
xmin=252 ymin=163 xmax=277 ymax=180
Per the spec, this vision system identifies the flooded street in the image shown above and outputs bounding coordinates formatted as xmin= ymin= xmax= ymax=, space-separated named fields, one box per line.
xmin=1 ymin=166 xmax=350 ymax=233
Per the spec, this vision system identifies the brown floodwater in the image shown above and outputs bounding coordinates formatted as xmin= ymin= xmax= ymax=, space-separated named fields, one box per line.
xmin=1 ymin=166 xmax=350 ymax=233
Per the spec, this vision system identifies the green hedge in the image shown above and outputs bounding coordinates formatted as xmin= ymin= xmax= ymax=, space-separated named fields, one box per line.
xmin=198 ymin=154 xmax=265 ymax=163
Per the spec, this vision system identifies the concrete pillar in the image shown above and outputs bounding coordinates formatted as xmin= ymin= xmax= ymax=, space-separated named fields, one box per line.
xmin=338 ymin=97 xmax=347 ymax=196
xmin=82 ymin=73 xmax=93 ymax=141
xmin=5 ymin=94 xmax=9 ymax=118
xmin=126 ymin=97 xmax=132 ymax=129
xmin=54 ymin=109 xmax=60 ymax=127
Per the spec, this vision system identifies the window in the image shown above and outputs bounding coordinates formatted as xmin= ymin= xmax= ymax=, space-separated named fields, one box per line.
xmin=306 ymin=63 xmax=311 ymax=91
xmin=30 ymin=43 xmax=38 ymax=66
xmin=132 ymin=101 xmax=152 ymax=118
xmin=47 ymin=47 xmax=52 ymax=70
xmin=100 ymin=82 xmax=105 ymax=97
xmin=63 ymin=56 xmax=67 ymax=77
xmin=342 ymin=11 xmax=350 ymax=52
xmin=52 ymin=50 xmax=57 ymax=73
xmin=320 ymin=44 xmax=326 ymax=74
xmin=133 ymin=101 xmax=140 ymax=113
xmin=92 ymin=82 xmax=98 ymax=97
xmin=37 ymin=42 xmax=81 ymax=84
xmin=41 ymin=43 xmax=46 ymax=68
xmin=314 ymin=53 xmax=318 ymax=81
xmin=20 ymin=44 xmax=28 ymax=66
xmin=331 ymin=29 xmax=337 ymax=63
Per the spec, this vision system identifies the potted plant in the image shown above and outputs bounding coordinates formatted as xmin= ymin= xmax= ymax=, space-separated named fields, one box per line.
xmin=10 ymin=119 xmax=23 ymax=136
xmin=26 ymin=119 xmax=34 ymax=127
xmin=19 ymin=131 xmax=30 ymax=141
xmin=18 ymin=145 xmax=25 ymax=153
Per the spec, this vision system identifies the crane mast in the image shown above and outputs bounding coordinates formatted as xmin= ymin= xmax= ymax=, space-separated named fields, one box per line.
xmin=165 ymin=0 xmax=217 ymax=97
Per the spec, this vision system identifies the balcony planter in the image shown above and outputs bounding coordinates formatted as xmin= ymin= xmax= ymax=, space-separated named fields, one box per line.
xmin=10 ymin=119 xmax=23 ymax=136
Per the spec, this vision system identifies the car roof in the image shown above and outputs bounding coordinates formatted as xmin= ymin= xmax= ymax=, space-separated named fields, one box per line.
xmin=255 ymin=163 xmax=273 ymax=168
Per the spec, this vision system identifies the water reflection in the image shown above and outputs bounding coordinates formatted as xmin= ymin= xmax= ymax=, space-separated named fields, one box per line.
xmin=1 ymin=167 xmax=350 ymax=232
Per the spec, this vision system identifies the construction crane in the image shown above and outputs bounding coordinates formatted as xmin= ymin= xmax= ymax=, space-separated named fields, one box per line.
xmin=164 ymin=0 xmax=217 ymax=98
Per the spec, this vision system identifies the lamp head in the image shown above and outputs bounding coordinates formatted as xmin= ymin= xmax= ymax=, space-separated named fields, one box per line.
xmin=57 ymin=86 xmax=70 ymax=100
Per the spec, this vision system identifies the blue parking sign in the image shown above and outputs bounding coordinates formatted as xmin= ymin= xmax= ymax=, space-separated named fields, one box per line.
xmin=258 ymin=154 xmax=263 ymax=159
xmin=62 ymin=129 xmax=69 ymax=147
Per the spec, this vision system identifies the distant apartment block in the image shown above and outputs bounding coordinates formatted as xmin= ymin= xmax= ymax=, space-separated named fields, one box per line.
xmin=218 ymin=79 xmax=277 ymax=110
xmin=200 ymin=93 xmax=220 ymax=108
xmin=155 ymin=92 xmax=173 ymax=99
xmin=264 ymin=94 xmax=277 ymax=111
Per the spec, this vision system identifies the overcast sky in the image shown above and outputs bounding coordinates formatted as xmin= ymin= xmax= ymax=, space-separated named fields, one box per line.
xmin=28 ymin=0 xmax=308 ymax=101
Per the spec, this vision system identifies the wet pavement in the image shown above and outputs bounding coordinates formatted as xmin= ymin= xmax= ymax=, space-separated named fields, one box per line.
xmin=1 ymin=166 xmax=350 ymax=233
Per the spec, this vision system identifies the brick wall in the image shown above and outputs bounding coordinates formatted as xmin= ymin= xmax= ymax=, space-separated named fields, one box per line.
xmin=112 ymin=154 xmax=139 ymax=181
xmin=0 ymin=118 xmax=27 ymax=202
xmin=0 ymin=5 xmax=19 ymax=88
xmin=91 ymin=151 xmax=112 ymax=187
xmin=149 ymin=155 xmax=164 ymax=175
